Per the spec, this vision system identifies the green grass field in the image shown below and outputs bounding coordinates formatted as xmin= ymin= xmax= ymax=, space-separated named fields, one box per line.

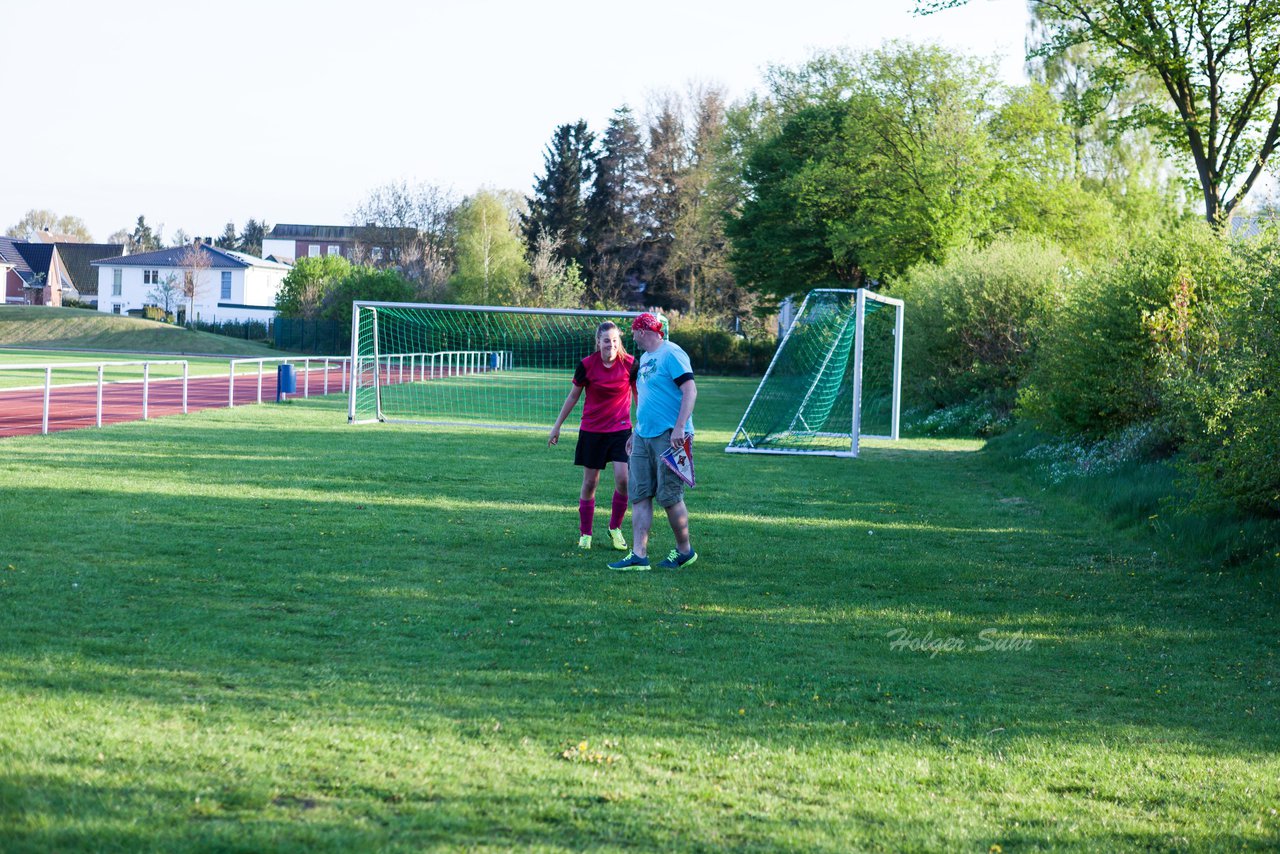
xmin=0 ymin=378 xmax=1276 ymax=851
xmin=371 ymin=369 xmax=581 ymax=429
xmin=0 ymin=306 xmax=282 ymax=357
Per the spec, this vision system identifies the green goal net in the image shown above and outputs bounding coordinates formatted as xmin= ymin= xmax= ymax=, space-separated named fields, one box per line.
xmin=348 ymin=302 xmax=641 ymax=429
xmin=726 ymin=288 xmax=903 ymax=458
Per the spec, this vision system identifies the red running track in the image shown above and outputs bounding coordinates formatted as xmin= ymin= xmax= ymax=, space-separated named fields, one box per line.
xmin=0 ymin=368 xmax=350 ymax=438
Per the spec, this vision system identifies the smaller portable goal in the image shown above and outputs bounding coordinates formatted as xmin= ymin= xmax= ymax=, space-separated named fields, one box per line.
xmin=726 ymin=288 xmax=903 ymax=458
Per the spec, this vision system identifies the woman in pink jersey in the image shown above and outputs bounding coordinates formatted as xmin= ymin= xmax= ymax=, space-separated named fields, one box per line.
xmin=548 ymin=321 xmax=636 ymax=551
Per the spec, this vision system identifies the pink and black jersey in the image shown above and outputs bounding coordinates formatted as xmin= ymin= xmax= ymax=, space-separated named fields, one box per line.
xmin=573 ymin=352 xmax=635 ymax=433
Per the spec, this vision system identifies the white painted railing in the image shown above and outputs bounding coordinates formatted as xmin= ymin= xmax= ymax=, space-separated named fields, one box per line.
xmin=227 ymin=356 xmax=351 ymax=407
xmin=0 ymin=360 xmax=189 ymax=435
xmin=350 ymin=350 xmax=511 ymax=388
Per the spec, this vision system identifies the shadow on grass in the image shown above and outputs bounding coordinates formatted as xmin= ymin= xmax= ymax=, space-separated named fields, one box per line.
xmin=1 ymin=393 xmax=1277 ymax=850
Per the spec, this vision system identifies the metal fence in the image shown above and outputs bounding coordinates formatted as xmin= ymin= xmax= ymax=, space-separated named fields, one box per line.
xmin=0 ymin=360 xmax=189 ymax=435
xmin=275 ymin=318 xmax=349 ymax=355
xmin=227 ymin=357 xmax=351 ymax=407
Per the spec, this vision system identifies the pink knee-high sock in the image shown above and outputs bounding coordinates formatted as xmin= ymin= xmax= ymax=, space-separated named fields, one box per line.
xmin=578 ymin=499 xmax=595 ymax=535
xmin=609 ymin=491 xmax=628 ymax=530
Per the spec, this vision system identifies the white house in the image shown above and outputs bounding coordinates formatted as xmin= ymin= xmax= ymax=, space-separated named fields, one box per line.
xmin=92 ymin=243 xmax=290 ymax=323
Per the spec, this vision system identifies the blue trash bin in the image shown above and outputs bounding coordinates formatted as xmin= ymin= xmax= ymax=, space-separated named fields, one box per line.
xmin=276 ymin=363 xmax=296 ymax=401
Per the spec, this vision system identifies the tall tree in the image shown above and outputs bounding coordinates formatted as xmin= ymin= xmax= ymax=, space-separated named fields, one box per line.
xmin=523 ymin=120 xmax=596 ymax=275
xmin=6 ymin=209 xmax=92 ymax=242
xmin=725 ymin=97 xmax=857 ymax=305
xmin=215 ymin=221 xmax=238 ymax=249
xmin=585 ymin=107 xmax=647 ymax=304
xmin=638 ymin=97 xmax=689 ymax=309
xmin=238 ymin=218 xmax=269 ymax=257
xmin=126 ymin=216 xmax=163 ymax=254
xmin=665 ymin=84 xmax=736 ymax=317
xmin=727 ymin=46 xmax=1004 ymax=304
xmin=921 ymin=0 xmax=1280 ymax=225
xmin=352 ymin=180 xmax=456 ymax=294
xmin=451 ymin=190 xmax=530 ymax=305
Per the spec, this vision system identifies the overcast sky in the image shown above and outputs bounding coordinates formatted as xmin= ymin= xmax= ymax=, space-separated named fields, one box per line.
xmin=1 ymin=0 xmax=1031 ymax=244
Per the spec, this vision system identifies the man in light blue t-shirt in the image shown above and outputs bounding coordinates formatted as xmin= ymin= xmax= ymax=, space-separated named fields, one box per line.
xmin=608 ymin=313 xmax=699 ymax=572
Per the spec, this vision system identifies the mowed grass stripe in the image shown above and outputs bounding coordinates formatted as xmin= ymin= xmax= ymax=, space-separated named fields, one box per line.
xmin=0 ymin=378 xmax=1275 ymax=852
xmin=0 ymin=306 xmax=282 ymax=357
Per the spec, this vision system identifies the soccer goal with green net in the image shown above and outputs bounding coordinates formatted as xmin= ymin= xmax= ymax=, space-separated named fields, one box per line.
xmin=726 ymin=288 xmax=903 ymax=458
xmin=348 ymin=302 xmax=642 ymax=429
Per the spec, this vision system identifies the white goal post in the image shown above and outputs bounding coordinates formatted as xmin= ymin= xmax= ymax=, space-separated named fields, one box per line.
xmin=348 ymin=301 xmax=641 ymax=429
xmin=726 ymin=288 xmax=903 ymax=458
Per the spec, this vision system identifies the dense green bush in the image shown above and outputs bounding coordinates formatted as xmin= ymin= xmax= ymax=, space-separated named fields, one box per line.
xmin=1155 ymin=234 xmax=1280 ymax=517
xmin=894 ymin=237 xmax=1074 ymax=414
xmin=667 ymin=325 xmax=776 ymax=375
xmin=319 ymin=267 xmax=415 ymax=330
xmin=1020 ymin=222 xmax=1240 ymax=439
xmin=275 ymin=255 xmax=414 ymax=332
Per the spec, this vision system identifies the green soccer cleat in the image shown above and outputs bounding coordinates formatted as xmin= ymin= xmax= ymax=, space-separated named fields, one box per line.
xmin=578 ymin=534 xmax=592 ymax=550
xmin=607 ymin=527 xmax=628 ymax=551
xmin=657 ymin=549 xmax=698 ymax=570
xmin=608 ymin=551 xmax=651 ymax=572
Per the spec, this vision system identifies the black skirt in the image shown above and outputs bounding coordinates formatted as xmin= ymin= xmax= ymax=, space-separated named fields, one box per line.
xmin=575 ymin=428 xmax=632 ymax=469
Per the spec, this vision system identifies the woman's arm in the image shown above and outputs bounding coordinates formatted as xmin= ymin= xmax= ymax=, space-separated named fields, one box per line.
xmin=548 ymin=385 xmax=584 ymax=446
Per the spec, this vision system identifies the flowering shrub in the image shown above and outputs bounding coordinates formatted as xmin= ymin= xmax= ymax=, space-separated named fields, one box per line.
xmin=906 ymin=400 xmax=1013 ymax=437
xmin=1022 ymin=421 xmax=1173 ymax=484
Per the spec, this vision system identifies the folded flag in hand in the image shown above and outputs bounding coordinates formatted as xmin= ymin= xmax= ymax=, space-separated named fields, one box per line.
xmin=661 ymin=436 xmax=696 ymax=488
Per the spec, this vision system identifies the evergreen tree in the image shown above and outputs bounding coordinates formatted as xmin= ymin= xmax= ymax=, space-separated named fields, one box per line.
xmin=666 ymin=85 xmax=735 ymax=317
xmin=585 ymin=107 xmax=646 ymax=304
xmin=637 ymin=99 xmax=688 ymax=310
xmin=239 ymin=219 xmax=269 ymax=257
xmin=523 ymin=120 xmax=596 ymax=277
xmin=128 ymin=216 xmax=163 ymax=254
xmin=216 ymin=221 xmax=238 ymax=249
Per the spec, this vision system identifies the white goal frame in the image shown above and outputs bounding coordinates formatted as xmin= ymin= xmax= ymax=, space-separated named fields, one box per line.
xmin=347 ymin=301 xmax=641 ymax=428
xmin=726 ymin=288 xmax=904 ymax=458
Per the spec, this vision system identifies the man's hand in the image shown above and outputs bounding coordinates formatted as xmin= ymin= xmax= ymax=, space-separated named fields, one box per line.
xmin=548 ymin=426 xmax=561 ymax=447
xmin=670 ymin=428 xmax=686 ymax=449
xmin=625 ymin=434 xmax=634 ymax=456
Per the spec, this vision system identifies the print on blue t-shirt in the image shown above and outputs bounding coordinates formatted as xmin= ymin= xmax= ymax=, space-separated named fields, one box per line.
xmin=635 ymin=341 xmax=694 ymax=439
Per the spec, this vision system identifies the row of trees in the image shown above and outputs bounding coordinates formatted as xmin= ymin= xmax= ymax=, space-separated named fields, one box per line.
xmin=340 ymin=88 xmax=750 ymax=323
xmin=346 ymin=1 xmax=1280 ymax=321
xmin=4 ymin=211 xmax=269 ymax=257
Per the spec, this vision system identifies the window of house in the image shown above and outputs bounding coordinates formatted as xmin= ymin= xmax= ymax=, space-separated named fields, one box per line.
xmin=308 ymin=245 xmax=321 ymax=257
xmin=221 ymin=271 xmax=232 ymax=300
xmin=112 ymin=304 xmax=122 ymax=314
xmin=327 ymin=244 xmax=340 ymax=256
xmin=112 ymin=269 xmax=122 ymax=296
xmin=371 ymin=247 xmax=383 ymax=262
xmin=143 ymin=269 xmax=160 ymax=285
